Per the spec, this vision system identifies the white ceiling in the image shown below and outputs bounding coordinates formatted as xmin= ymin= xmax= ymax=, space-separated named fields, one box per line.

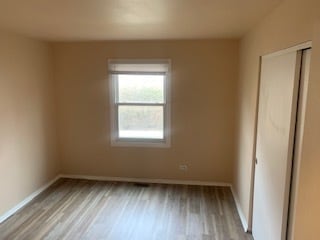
xmin=0 ymin=0 xmax=282 ymax=41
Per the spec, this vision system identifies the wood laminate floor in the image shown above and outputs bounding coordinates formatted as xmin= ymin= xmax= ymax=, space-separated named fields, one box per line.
xmin=0 ymin=178 xmax=252 ymax=240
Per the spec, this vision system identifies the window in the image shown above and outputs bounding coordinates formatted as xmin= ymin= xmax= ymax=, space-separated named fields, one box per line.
xmin=109 ymin=59 xmax=171 ymax=147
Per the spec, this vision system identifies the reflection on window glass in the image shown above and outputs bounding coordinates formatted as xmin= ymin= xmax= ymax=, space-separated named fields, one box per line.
xmin=118 ymin=105 xmax=164 ymax=139
xmin=118 ymin=75 xmax=164 ymax=103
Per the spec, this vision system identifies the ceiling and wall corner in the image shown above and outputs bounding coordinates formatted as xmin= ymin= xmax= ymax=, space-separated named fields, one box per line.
xmin=0 ymin=0 xmax=282 ymax=41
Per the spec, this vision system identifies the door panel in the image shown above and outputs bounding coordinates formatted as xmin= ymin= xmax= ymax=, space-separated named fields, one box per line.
xmin=252 ymin=50 xmax=302 ymax=240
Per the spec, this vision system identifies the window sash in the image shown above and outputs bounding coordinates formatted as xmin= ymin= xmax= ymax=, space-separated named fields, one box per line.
xmin=110 ymin=71 xmax=166 ymax=75
xmin=116 ymin=103 xmax=164 ymax=106
xmin=113 ymin=73 xmax=167 ymax=141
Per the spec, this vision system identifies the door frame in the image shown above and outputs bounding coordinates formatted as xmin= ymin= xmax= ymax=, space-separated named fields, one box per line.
xmin=248 ymin=41 xmax=312 ymax=237
xmin=286 ymin=48 xmax=312 ymax=240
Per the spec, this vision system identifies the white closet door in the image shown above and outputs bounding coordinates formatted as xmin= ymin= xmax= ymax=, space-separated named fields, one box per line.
xmin=252 ymin=49 xmax=302 ymax=240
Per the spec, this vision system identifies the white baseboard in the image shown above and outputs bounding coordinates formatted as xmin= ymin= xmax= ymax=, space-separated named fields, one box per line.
xmin=0 ymin=175 xmax=60 ymax=224
xmin=231 ymin=186 xmax=249 ymax=232
xmin=60 ymin=174 xmax=232 ymax=187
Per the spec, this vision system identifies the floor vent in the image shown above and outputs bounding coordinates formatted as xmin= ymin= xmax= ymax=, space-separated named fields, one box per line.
xmin=133 ymin=183 xmax=150 ymax=187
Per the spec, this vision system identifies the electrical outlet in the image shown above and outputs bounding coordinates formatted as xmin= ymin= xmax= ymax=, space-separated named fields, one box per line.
xmin=179 ymin=165 xmax=188 ymax=171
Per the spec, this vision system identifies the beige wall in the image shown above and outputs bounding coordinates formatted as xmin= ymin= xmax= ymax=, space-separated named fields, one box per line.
xmin=0 ymin=30 xmax=59 ymax=216
xmin=53 ymin=40 xmax=239 ymax=183
xmin=234 ymin=0 xmax=320 ymax=238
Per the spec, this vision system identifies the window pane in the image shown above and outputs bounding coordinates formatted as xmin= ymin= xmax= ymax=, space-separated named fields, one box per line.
xmin=118 ymin=74 xmax=164 ymax=103
xmin=118 ymin=105 xmax=164 ymax=139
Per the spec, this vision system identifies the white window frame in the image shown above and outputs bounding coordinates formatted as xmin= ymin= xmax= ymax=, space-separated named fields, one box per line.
xmin=109 ymin=59 xmax=171 ymax=148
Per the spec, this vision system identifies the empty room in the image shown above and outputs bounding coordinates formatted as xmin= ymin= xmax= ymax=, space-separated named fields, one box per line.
xmin=0 ymin=0 xmax=319 ymax=239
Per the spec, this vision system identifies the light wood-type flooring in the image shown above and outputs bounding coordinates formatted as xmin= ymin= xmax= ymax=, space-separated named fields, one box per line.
xmin=0 ymin=178 xmax=252 ymax=240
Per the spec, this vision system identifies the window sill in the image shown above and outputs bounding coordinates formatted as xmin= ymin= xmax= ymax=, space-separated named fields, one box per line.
xmin=110 ymin=139 xmax=170 ymax=148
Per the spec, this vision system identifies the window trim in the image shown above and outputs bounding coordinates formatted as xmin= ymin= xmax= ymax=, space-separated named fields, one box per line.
xmin=109 ymin=59 xmax=171 ymax=148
